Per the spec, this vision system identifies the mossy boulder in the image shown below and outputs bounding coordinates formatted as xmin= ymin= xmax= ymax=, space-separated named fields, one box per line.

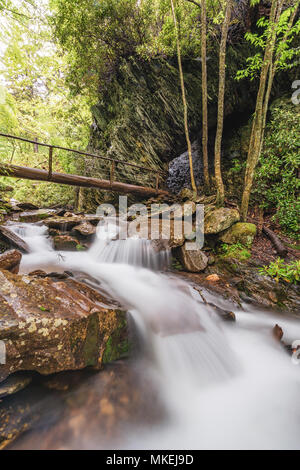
xmin=19 ymin=210 xmax=56 ymax=223
xmin=53 ymin=235 xmax=81 ymax=251
xmin=0 ymin=270 xmax=128 ymax=383
xmin=219 ymin=222 xmax=257 ymax=246
xmin=204 ymin=208 xmax=240 ymax=234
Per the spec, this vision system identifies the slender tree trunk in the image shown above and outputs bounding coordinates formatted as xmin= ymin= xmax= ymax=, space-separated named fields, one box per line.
xmin=214 ymin=0 xmax=232 ymax=206
xmin=201 ymin=0 xmax=209 ymax=191
xmin=241 ymin=0 xmax=284 ymax=221
xmin=171 ymin=0 xmax=197 ymax=194
xmin=259 ymin=1 xmax=298 ymax=156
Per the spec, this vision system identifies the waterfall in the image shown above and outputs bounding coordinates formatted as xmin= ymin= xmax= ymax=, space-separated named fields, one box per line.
xmin=9 ymin=220 xmax=300 ymax=450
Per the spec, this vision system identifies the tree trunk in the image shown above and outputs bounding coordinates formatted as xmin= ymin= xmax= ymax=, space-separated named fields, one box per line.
xmin=201 ymin=0 xmax=209 ymax=191
xmin=241 ymin=0 xmax=284 ymax=221
xmin=171 ymin=0 xmax=197 ymax=194
xmin=0 ymin=163 xmax=169 ymax=197
xmin=214 ymin=0 xmax=232 ymax=206
xmin=259 ymin=1 xmax=298 ymax=156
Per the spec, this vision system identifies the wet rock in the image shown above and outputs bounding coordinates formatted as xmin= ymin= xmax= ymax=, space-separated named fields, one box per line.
xmin=29 ymin=270 xmax=48 ymax=277
xmin=203 ymin=258 xmax=300 ymax=314
xmin=53 ymin=235 xmax=80 ymax=251
xmin=15 ymin=203 xmax=39 ymax=211
xmin=29 ymin=270 xmax=70 ymax=280
xmin=179 ymin=187 xmax=198 ymax=202
xmin=44 ymin=215 xmax=102 ymax=232
xmin=6 ymin=361 xmax=164 ymax=450
xmin=0 ymin=270 xmax=128 ymax=383
xmin=0 ymin=373 xmax=32 ymax=399
xmin=19 ymin=209 xmax=56 ymax=223
xmin=131 ymin=217 xmax=187 ymax=249
xmin=207 ymin=303 xmax=236 ymax=322
xmin=0 ymin=385 xmax=46 ymax=450
xmin=0 ymin=225 xmax=30 ymax=253
xmin=72 ymin=222 xmax=96 ymax=237
xmin=176 ymin=243 xmax=208 ymax=272
xmin=167 ymin=141 xmax=205 ymax=194
xmin=48 ymin=228 xmax=61 ymax=237
xmin=268 ymin=291 xmax=278 ymax=303
xmin=273 ymin=324 xmax=283 ymax=342
xmin=204 ymin=208 xmax=240 ymax=234
xmin=219 ymin=222 xmax=257 ymax=246
xmin=55 ymin=209 xmax=67 ymax=217
xmin=0 ymin=250 xmax=22 ymax=274
xmin=206 ymin=274 xmax=220 ymax=282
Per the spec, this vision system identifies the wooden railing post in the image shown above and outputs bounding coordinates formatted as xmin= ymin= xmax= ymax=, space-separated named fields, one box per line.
xmin=48 ymin=146 xmax=53 ymax=180
xmin=110 ymin=161 xmax=115 ymax=186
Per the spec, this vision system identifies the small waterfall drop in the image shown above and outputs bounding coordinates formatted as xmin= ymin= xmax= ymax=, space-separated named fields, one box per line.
xmin=9 ymin=219 xmax=300 ymax=450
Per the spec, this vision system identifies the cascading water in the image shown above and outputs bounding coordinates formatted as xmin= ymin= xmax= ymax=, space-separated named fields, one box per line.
xmin=7 ymin=221 xmax=300 ymax=450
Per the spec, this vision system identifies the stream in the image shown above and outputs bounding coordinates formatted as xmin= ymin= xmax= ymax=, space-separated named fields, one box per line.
xmin=5 ymin=221 xmax=300 ymax=450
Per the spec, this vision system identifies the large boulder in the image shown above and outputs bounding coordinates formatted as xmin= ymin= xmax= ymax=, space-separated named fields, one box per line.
xmin=0 ymin=226 xmax=30 ymax=253
xmin=204 ymin=208 xmax=240 ymax=234
xmin=53 ymin=235 xmax=81 ymax=251
xmin=72 ymin=222 xmax=96 ymax=237
xmin=219 ymin=222 xmax=257 ymax=246
xmin=0 ymin=250 xmax=22 ymax=274
xmin=18 ymin=209 xmax=56 ymax=223
xmin=176 ymin=243 xmax=208 ymax=272
xmin=44 ymin=215 xmax=102 ymax=232
xmin=0 ymin=270 xmax=128 ymax=383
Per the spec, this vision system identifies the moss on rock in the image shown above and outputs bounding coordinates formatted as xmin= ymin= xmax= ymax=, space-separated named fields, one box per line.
xmin=219 ymin=222 xmax=257 ymax=247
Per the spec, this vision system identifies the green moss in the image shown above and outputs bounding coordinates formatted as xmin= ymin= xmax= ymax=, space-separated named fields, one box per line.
xmin=76 ymin=244 xmax=86 ymax=251
xmin=219 ymin=242 xmax=251 ymax=261
xmin=82 ymin=313 xmax=100 ymax=367
xmin=102 ymin=312 xmax=129 ymax=363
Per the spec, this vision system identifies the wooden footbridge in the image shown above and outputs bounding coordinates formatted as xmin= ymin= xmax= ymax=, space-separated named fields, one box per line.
xmin=0 ymin=133 xmax=168 ymax=197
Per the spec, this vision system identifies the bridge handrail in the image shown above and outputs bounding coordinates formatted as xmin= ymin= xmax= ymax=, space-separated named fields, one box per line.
xmin=0 ymin=132 xmax=166 ymax=176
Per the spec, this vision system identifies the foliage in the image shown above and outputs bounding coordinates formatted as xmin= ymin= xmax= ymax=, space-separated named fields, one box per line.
xmin=50 ymin=0 xmax=225 ymax=98
xmin=0 ymin=0 xmax=92 ymax=207
xmin=252 ymin=98 xmax=300 ymax=238
xmin=50 ymin=0 xmax=157 ymax=97
xmin=236 ymin=3 xmax=300 ymax=81
xmin=219 ymin=242 xmax=251 ymax=260
xmin=259 ymin=258 xmax=300 ymax=284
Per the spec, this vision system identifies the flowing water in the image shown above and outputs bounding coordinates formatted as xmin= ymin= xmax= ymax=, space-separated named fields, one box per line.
xmin=6 ymin=221 xmax=300 ymax=450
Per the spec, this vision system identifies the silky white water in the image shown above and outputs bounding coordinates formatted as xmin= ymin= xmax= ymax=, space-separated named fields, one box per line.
xmin=9 ymin=222 xmax=300 ymax=449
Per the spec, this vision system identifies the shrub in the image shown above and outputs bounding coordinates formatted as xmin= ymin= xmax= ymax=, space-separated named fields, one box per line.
xmin=252 ymin=98 xmax=300 ymax=238
xmin=259 ymin=258 xmax=300 ymax=284
xmin=219 ymin=242 xmax=251 ymax=261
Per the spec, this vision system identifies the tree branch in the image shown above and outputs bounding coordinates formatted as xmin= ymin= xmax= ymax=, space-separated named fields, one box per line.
xmin=184 ymin=0 xmax=202 ymax=9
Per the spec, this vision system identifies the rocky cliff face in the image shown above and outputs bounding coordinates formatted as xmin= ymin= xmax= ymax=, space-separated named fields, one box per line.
xmin=83 ymin=42 xmax=296 ymax=207
xmin=82 ymin=45 xmax=258 ymax=207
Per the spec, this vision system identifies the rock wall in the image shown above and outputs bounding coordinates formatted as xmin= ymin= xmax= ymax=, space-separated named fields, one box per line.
xmin=82 ymin=45 xmax=258 ymax=208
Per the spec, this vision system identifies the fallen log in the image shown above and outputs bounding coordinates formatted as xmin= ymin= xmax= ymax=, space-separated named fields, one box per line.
xmin=262 ymin=226 xmax=288 ymax=258
xmin=0 ymin=164 xmax=169 ymax=198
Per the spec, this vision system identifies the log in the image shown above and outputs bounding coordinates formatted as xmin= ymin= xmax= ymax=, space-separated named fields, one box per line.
xmin=0 ymin=226 xmax=30 ymax=253
xmin=262 ymin=226 xmax=288 ymax=258
xmin=0 ymin=164 xmax=169 ymax=198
